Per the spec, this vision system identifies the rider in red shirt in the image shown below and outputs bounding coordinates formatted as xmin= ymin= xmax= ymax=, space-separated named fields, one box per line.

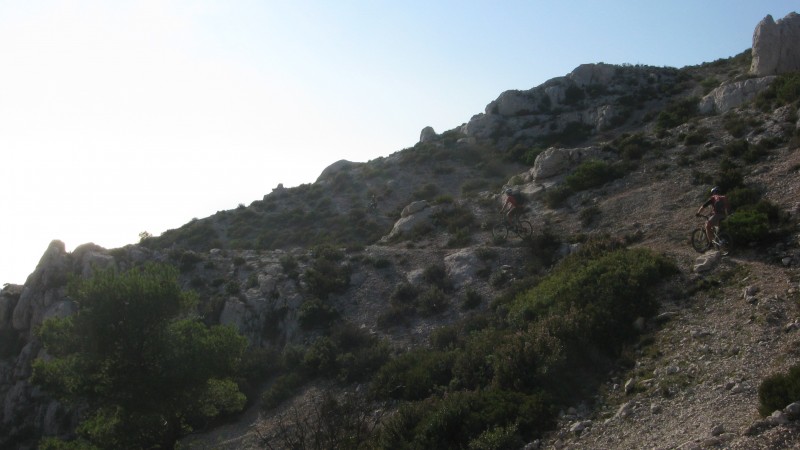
xmin=696 ymin=186 xmax=729 ymax=244
xmin=500 ymin=188 xmax=520 ymax=226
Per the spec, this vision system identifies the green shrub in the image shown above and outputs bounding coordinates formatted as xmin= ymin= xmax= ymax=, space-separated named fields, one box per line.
xmin=377 ymin=390 xmax=554 ymax=449
xmin=371 ymin=349 xmax=456 ymax=401
xmin=726 ymin=210 xmax=767 ymax=242
xmin=566 ymin=160 xmax=623 ymax=191
xmin=758 ymin=364 xmax=800 ymax=416
xmin=683 ymin=129 xmax=708 ymax=145
xmin=261 ymin=372 xmax=305 ymax=411
xmin=418 ymin=287 xmax=449 ymax=316
xmin=305 ymin=258 xmax=350 ymax=300
xmin=613 ymin=133 xmax=652 ymax=160
xmin=297 ymin=298 xmax=339 ymax=330
xmin=463 ymin=289 xmax=482 ymax=310
xmin=468 ymin=423 xmax=524 ymax=450
xmin=656 ymin=96 xmax=699 ymax=130
xmin=543 ymin=185 xmax=574 ymax=208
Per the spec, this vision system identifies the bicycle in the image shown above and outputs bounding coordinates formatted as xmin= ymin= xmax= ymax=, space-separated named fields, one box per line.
xmin=492 ymin=213 xmax=533 ymax=240
xmin=691 ymin=213 xmax=732 ymax=255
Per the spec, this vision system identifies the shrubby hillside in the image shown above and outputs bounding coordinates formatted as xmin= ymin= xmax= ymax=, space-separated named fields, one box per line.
xmin=2 ymin=12 xmax=800 ymax=449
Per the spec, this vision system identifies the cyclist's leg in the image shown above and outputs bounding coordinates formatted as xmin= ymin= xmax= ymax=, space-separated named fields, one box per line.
xmin=706 ymin=215 xmax=720 ymax=243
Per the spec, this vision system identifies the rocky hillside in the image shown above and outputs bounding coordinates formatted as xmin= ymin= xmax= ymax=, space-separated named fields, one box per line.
xmin=2 ymin=11 xmax=800 ymax=450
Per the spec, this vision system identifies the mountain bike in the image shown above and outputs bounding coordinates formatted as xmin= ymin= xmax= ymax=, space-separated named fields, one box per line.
xmin=492 ymin=213 xmax=533 ymax=240
xmin=691 ymin=213 xmax=732 ymax=255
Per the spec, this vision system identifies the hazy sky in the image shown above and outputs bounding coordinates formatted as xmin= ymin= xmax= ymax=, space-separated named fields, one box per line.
xmin=1 ymin=1 xmax=796 ymax=285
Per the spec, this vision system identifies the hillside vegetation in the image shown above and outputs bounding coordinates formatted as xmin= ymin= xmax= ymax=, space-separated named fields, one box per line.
xmin=4 ymin=46 xmax=800 ymax=449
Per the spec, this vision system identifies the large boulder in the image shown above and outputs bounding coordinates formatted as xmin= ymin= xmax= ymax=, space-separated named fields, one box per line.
xmin=444 ymin=249 xmax=481 ymax=289
xmin=699 ymin=77 xmax=776 ymax=114
xmin=419 ymin=126 xmax=437 ymax=143
xmin=568 ymin=63 xmax=617 ymax=87
xmin=751 ymin=13 xmax=800 ymax=76
xmin=530 ymin=146 xmax=604 ymax=181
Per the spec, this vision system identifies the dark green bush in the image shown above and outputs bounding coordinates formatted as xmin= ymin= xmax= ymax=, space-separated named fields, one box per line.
xmin=543 ymin=185 xmax=574 ymax=208
xmin=371 ymin=349 xmax=456 ymax=401
xmin=261 ymin=372 xmax=305 ymax=411
xmin=726 ymin=210 xmax=769 ymax=244
xmin=656 ymin=96 xmax=699 ymax=131
xmin=758 ymin=364 xmax=800 ymax=416
xmin=613 ymin=133 xmax=652 ymax=160
xmin=377 ymin=390 xmax=554 ymax=449
xmin=305 ymin=258 xmax=350 ymax=300
xmin=297 ymin=298 xmax=339 ymax=330
xmin=566 ymin=160 xmax=624 ymax=191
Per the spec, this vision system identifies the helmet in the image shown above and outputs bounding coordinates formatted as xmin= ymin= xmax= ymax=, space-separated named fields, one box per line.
xmin=505 ymin=188 xmax=513 ymax=195
xmin=710 ymin=186 xmax=720 ymax=195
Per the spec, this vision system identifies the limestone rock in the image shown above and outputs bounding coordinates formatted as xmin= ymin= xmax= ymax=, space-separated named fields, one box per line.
xmin=698 ymin=77 xmax=776 ymax=114
xmin=751 ymin=13 xmax=800 ymax=76
xmin=531 ymin=146 xmax=604 ymax=181
xmin=419 ymin=126 xmax=437 ymax=143
xmin=693 ymin=251 xmax=721 ymax=273
xmin=401 ymin=200 xmax=429 ymax=218
xmin=568 ymin=63 xmax=617 ymax=87
xmin=444 ymin=249 xmax=481 ymax=289
xmin=316 ymin=159 xmax=360 ymax=182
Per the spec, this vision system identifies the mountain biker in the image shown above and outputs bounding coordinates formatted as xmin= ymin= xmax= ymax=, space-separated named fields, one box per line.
xmin=500 ymin=188 xmax=521 ymax=226
xmin=696 ymin=186 xmax=729 ymax=244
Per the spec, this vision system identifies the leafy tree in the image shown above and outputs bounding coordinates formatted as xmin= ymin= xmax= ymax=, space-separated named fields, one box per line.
xmin=32 ymin=263 xmax=248 ymax=449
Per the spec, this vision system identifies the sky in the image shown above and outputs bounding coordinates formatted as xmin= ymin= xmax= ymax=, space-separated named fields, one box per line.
xmin=0 ymin=0 xmax=797 ymax=285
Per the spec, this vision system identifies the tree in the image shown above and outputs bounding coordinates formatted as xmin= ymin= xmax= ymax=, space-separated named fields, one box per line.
xmin=32 ymin=263 xmax=248 ymax=449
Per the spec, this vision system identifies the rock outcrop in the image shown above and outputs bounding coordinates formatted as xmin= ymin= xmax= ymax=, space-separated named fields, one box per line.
xmin=699 ymin=77 xmax=776 ymax=114
xmin=419 ymin=126 xmax=437 ymax=143
xmin=751 ymin=13 xmax=800 ymax=76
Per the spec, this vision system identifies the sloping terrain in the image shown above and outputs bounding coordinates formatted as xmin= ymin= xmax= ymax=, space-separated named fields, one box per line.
xmin=3 ymin=42 xmax=800 ymax=449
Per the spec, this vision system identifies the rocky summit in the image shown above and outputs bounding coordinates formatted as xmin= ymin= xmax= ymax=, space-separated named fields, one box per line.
xmin=2 ymin=12 xmax=800 ymax=450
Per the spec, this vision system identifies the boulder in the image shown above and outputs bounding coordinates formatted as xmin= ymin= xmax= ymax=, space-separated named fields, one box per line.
xmin=698 ymin=77 xmax=776 ymax=114
xmin=530 ymin=146 xmax=604 ymax=181
xmin=489 ymin=90 xmax=541 ymax=116
xmin=568 ymin=63 xmax=617 ymax=87
xmin=316 ymin=159 xmax=360 ymax=182
xmin=694 ymin=251 xmax=721 ymax=273
xmin=751 ymin=13 xmax=800 ymax=76
xmin=463 ymin=113 xmax=505 ymax=140
xmin=444 ymin=249 xmax=481 ymax=289
xmin=419 ymin=126 xmax=437 ymax=143
xmin=401 ymin=200 xmax=429 ymax=218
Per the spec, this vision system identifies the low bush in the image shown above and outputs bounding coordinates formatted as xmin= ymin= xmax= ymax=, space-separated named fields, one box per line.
xmin=656 ymin=96 xmax=699 ymax=131
xmin=758 ymin=364 xmax=800 ymax=416
xmin=726 ymin=210 xmax=769 ymax=244
xmin=566 ymin=160 xmax=624 ymax=192
xmin=376 ymin=390 xmax=554 ymax=449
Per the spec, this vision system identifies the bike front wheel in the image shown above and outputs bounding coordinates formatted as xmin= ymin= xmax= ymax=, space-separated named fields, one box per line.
xmin=514 ymin=220 xmax=533 ymax=238
xmin=691 ymin=228 xmax=710 ymax=253
xmin=492 ymin=222 xmax=508 ymax=240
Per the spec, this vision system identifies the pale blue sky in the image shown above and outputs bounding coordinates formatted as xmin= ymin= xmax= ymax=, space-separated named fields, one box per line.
xmin=0 ymin=1 xmax=796 ymax=284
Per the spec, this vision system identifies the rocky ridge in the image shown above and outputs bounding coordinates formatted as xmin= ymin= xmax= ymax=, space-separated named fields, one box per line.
xmin=1 ymin=11 xmax=800 ymax=449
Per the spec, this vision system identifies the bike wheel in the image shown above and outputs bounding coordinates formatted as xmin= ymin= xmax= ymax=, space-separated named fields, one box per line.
xmin=691 ymin=228 xmax=710 ymax=253
xmin=514 ymin=220 xmax=533 ymax=238
xmin=492 ymin=222 xmax=508 ymax=240
xmin=715 ymin=231 xmax=732 ymax=255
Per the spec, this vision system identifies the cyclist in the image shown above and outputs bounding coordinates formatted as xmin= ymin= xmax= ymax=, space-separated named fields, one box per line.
xmin=696 ymin=186 xmax=729 ymax=244
xmin=500 ymin=188 xmax=521 ymax=226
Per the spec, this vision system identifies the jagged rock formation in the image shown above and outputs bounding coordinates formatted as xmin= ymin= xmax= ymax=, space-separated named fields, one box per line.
xmin=751 ymin=12 xmax=800 ymax=76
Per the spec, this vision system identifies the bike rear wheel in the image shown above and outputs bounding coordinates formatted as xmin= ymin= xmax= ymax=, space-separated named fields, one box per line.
xmin=691 ymin=228 xmax=710 ymax=253
xmin=514 ymin=220 xmax=533 ymax=238
xmin=715 ymin=231 xmax=732 ymax=255
xmin=492 ymin=222 xmax=508 ymax=240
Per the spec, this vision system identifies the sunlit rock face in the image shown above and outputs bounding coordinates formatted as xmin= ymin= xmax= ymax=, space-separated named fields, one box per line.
xmin=751 ymin=12 xmax=800 ymax=76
